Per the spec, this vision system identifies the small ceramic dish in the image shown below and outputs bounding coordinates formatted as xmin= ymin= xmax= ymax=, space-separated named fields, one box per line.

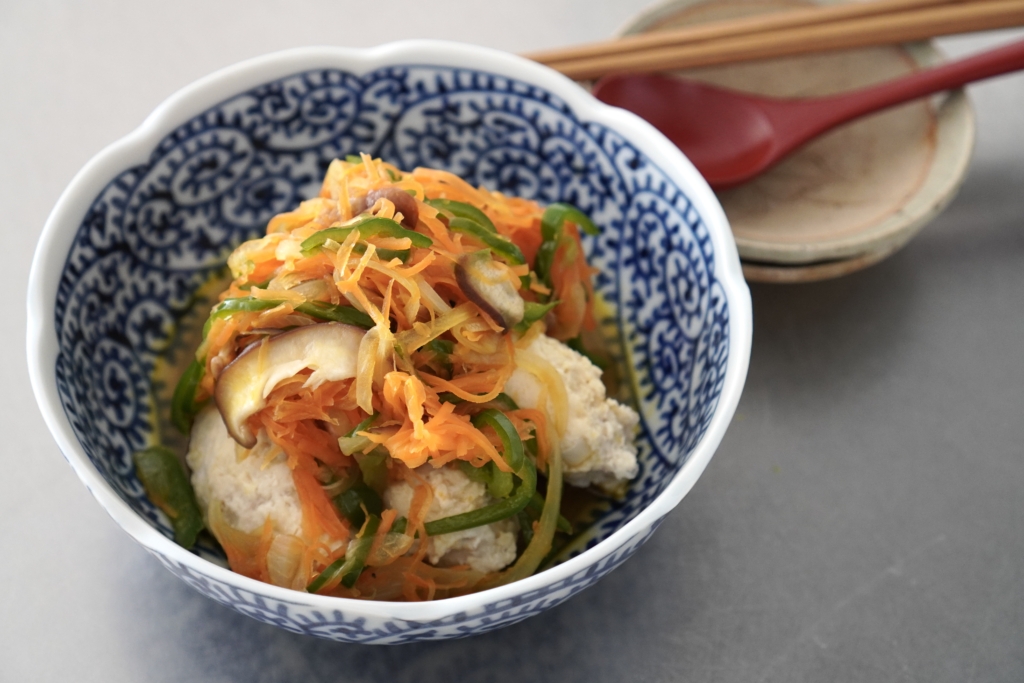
xmin=27 ymin=41 xmax=751 ymax=643
xmin=621 ymin=0 xmax=976 ymax=282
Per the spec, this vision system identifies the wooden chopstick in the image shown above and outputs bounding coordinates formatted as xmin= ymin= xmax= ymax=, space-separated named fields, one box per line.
xmin=528 ymin=0 xmax=958 ymax=66
xmin=532 ymin=0 xmax=1024 ymax=80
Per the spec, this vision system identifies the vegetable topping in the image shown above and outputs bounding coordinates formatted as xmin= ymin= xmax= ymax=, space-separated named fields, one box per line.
xmin=142 ymin=155 xmax=639 ymax=601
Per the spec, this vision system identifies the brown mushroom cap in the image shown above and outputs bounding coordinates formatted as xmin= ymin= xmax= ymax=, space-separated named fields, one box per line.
xmin=351 ymin=187 xmax=419 ymax=228
xmin=214 ymin=322 xmax=365 ymax=447
xmin=455 ymin=251 xmax=525 ymax=332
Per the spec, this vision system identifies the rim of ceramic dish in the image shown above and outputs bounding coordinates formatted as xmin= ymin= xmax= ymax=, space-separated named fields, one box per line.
xmin=27 ymin=40 xmax=752 ymax=621
xmin=619 ymin=0 xmax=976 ymax=268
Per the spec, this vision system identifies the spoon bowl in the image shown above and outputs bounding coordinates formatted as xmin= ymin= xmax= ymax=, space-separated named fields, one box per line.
xmin=593 ymin=74 xmax=778 ymax=188
xmin=594 ymin=38 xmax=1024 ymax=189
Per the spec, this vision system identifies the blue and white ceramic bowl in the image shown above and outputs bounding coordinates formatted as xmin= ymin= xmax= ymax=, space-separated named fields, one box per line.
xmin=27 ymin=41 xmax=751 ymax=643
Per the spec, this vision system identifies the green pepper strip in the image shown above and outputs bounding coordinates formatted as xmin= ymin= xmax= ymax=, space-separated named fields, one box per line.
xmin=341 ymin=514 xmax=381 ymax=588
xmin=437 ymin=392 xmax=519 ymax=412
xmin=203 ymin=297 xmax=373 ymax=337
xmin=541 ymin=202 xmax=600 ymax=239
xmin=535 ymin=203 xmax=599 ymax=289
xmin=306 ymin=514 xmax=381 ymax=593
xmin=457 ymin=460 xmax=514 ymax=499
xmin=347 ymin=412 xmax=377 ymax=437
xmin=202 ymin=297 xmax=279 ymax=337
xmin=133 ymin=446 xmax=204 ymax=549
xmin=170 ymin=359 xmax=205 ymax=434
xmin=479 ymin=432 xmax=563 ymax=589
xmin=487 ymin=466 xmax=514 ymax=499
xmin=334 ymin=482 xmax=383 ymax=529
xmin=373 ymin=247 xmax=412 ymax=262
xmin=424 ymin=410 xmax=533 ymax=536
xmin=294 ymin=301 xmax=374 ymax=329
xmin=447 ymin=217 xmax=525 ymax=266
xmin=425 ymin=458 xmax=536 ymax=537
xmin=472 ymin=409 xmax=525 ymax=471
xmin=355 ymin=450 xmax=389 ymax=496
xmin=513 ymin=300 xmax=560 ymax=335
xmin=300 ymin=217 xmax=432 ymax=255
xmin=423 ymin=338 xmax=454 ymax=378
xmin=526 ymin=491 xmax=572 ymax=534
xmin=534 ymin=239 xmax=558 ymax=290
xmin=425 ymin=198 xmax=497 ymax=233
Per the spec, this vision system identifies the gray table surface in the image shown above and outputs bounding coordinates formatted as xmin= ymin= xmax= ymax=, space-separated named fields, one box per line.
xmin=3 ymin=2 xmax=1023 ymax=681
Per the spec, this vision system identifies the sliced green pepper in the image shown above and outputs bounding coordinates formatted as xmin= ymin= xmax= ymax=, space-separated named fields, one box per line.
xmin=457 ymin=460 xmax=514 ymax=499
xmin=487 ymin=466 xmax=514 ymax=499
xmin=373 ymin=247 xmax=412 ymax=262
xmin=525 ymin=491 xmax=573 ymax=534
xmin=337 ymin=412 xmax=377 ymax=456
xmin=348 ymin=412 xmax=377 ymax=437
xmin=438 ymin=392 xmax=519 ymax=413
xmin=541 ymin=202 xmax=600 ymax=239
xmin=294 ymin=301 xmax=374 ymax=328
xmin=333 ymin=482 xmax=383 ymax=529
xmin=170 ymin=359 xmax=205 ymax=434
xmin=341 ymin=514 xmax=380 ymax=588
xmin=354 ymin=449 xmax=389 ymax=496
xmin=471 ymin=409 xmax=524 ymax=472
xmin=457 ymin=459 xmax=490 ymax=485
xmin=423 ymin=338 xmax=454 ymax=378
xmin=534 ymin=239 xmax=559 ymax=291
xmin=306 ymin=514 xmax=381 ymax=593
xmin=535 ymin=202 xmax=599 ymax=289
xmin=133 ymin=446 xmax=204 ymax=549
xmin=202 ymin=297 xmax=280 ymax=338
xmin=513 ymin=300 xmax=560 ymax=335
xmin=517 ymin=510 xmax=534 ymax=545
xmin=203 ymin=297 xmax=373 ymax=337
xmin=425 ymin=198 xmax=497 ymax=233
xmin=300 ymin=217 xmax=432 ymax=255
xmin=448 ymin=217 xmax=525 ymax=266
xmin=424 ymin=409 xmax=533 ymax=536
xmin=238 ymin=278 xmax=271 ymax=291
xmin=391 ymin=516 xmax=408 ymax=535
xmin=425 ymin=457 xmax=536 ymax=537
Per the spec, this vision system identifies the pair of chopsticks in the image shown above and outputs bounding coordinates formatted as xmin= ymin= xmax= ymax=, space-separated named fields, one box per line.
xmin=527 ymin=0 xmax=1024 ymax=80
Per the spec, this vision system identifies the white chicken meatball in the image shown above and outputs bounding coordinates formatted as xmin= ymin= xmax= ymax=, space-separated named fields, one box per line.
xmin=383 ymin=466 xmax=519 ymax=573
xmin=186 ymin=405 xmax=302 ymax=537
xmin=504 ymin=333 xmax=639 ymax=491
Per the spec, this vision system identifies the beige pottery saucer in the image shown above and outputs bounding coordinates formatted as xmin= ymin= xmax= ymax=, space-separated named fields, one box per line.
xmin=619 ymin=0 xmax=975 ymax=282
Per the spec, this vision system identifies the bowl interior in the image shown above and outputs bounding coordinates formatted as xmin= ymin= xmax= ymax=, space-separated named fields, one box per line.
xmin=53 ymin=60 xmax=732 ymax=570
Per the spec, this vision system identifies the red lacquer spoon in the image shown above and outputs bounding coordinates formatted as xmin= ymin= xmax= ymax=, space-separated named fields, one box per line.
xmin=592 ymin=38 xmax=1024 ymax=190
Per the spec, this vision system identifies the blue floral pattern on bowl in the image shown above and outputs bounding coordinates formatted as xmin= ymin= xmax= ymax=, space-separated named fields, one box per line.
xmin=53 ymin=63 xmax=729 ymax=642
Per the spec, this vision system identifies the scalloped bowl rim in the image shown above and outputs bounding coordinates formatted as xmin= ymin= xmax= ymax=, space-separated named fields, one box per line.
xmin=27 ymin=40 xmax=752 ymax=623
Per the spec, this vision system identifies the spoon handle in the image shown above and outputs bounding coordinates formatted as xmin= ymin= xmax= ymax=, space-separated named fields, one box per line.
xmin=792 ymin=38 xmax=1024 ymax=136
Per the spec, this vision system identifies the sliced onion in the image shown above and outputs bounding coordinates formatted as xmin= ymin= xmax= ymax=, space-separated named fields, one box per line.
xmin=366 ymin=533 xmax=415 ymax=567
xmin=513 ymin=347 xmax=569 ymax=438
xmin=355 ymin=327 xmax=381 ymax=415
xmin=414 ymin=275 xmax=452 ymax=315
xmin=285 ymin=278 xmax=330 ymax=300
xmin=266 ymin=534 xmax=305 ymax=588
xmin=394 ymin=302 xmax=475 ymax=353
